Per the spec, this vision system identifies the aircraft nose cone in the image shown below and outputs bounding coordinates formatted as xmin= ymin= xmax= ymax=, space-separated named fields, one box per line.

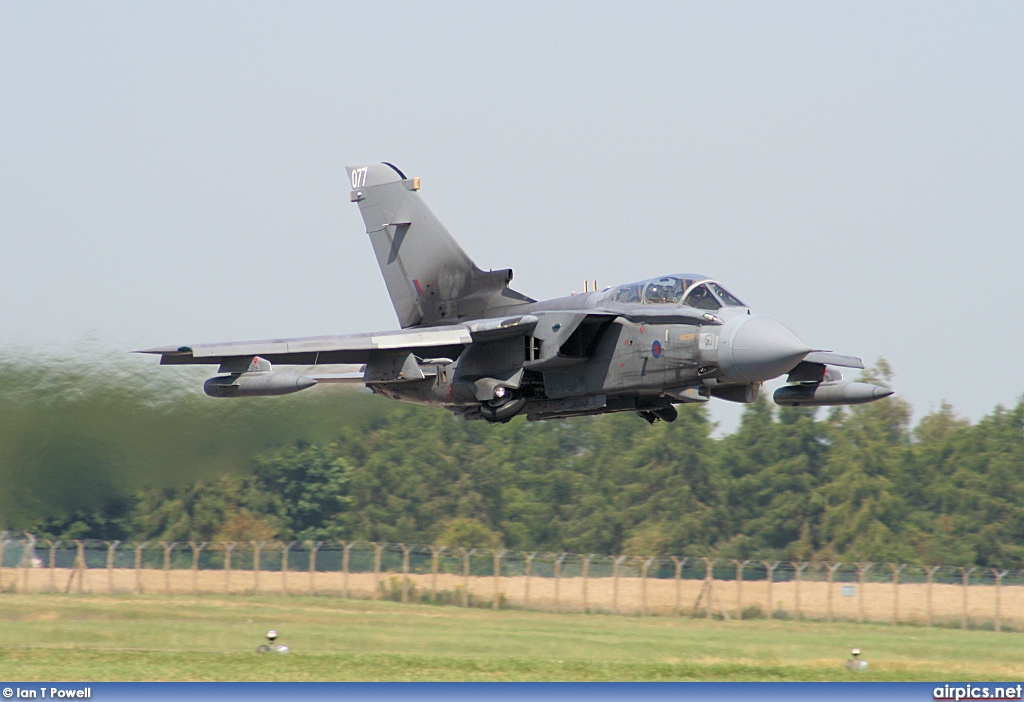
xmin=723 ymin=315 xmax=810 ymax=383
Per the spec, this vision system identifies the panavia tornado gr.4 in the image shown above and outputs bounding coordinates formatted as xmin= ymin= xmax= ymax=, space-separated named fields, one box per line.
xmin=141 ymin=162 xmax=892 ymax=424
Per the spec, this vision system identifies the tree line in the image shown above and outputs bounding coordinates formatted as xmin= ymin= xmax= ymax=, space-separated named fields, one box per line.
xmin=3 ymin=357 xmax=1024 ymax=569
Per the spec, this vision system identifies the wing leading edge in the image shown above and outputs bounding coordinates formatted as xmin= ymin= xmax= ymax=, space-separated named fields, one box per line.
xmin=137 ymin=315 xmax=540 ymax=367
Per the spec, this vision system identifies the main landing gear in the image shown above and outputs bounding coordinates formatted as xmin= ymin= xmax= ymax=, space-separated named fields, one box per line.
xmin=479 ymin=387 xmax=526 ymax=423
xmin=636 ymin=405 xmax=678 ymax=424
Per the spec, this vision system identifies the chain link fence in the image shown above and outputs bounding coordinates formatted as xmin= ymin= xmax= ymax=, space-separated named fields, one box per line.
xmin=1 ymin=537 xmax=1021 ymax=630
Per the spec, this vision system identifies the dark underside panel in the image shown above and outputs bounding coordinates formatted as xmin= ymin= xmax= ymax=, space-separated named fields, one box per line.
xmin=524 ymin=394 xmax=671 ymax=421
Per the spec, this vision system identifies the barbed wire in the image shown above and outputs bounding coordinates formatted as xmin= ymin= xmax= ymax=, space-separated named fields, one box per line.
xmin=2 ymin=536 xmax=1019 ymax=630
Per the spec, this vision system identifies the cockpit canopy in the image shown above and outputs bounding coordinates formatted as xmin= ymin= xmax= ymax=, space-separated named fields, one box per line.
xmin=609 ymin=275 xmax=745 ymax=311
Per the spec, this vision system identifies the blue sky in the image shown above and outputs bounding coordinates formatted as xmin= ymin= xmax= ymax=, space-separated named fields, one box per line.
xmin=1 ymin=2 xmax=1021 ymax=431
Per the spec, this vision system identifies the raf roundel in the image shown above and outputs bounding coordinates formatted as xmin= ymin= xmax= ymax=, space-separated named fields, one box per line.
xmin=651 ymin=340 xmax=662 ymax=358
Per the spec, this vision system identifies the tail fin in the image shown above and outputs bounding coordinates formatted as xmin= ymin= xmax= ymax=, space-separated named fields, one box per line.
xmin=346 ymin=163 xmax=533 ymax=328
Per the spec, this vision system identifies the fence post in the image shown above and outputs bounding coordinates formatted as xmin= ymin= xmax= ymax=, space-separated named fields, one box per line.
xmin=460 ymin=548 xmax=471 ymax=607
xmin=673 ymin=557 xmax=687 ymax=617
xmin=21 ymin=534 xmax=36 ymax=593
xmin=281 ymin=541 xmax=293 ymax=596
xmin=493 ymin=550 xmax=505 ymax=610
xmin=162 ymin=542 xmax=175 ymax=595
xmin=794 ymin=562 xmax=808 ymax=620
xmin=401 ymin=544 xmax=410 ymax=604
xmin=926 ymin=566 xmax=939 ymax=626
xmin=134 ymin=542 xmax=145 ymax=594
xmin=961 ymin=567 xmax=975 ymax=629
xmin=858 ymin=563 xmax=873 ymax=623
xmin=613 ymin=555 xmax=626 ymax=615
xmin=994 ymin=569 xmax=1007 ymax=632
xmin=189 ymin=542 xmax=204 ymax=595
xmin=224 ymin=543 xmax=236 ymax=595
xmin=641 ymin=557 xmax=654 ymax=616
xmin=554 ymin=553 xmax=565 ymax=613
xmin=18 ymin=536 xmax=26 ymax=593
xmin=827 ymin=563 xmax=841 ymax=623
xmin=430 ymin=546 xmax=443 ymax=602
xmin=892 ymin=563 xmax=906 ymax=624
xmin=252 ymin=541 xmax=262 ymax=593
xmin=48 ymin=541 xmax=58 ymax=593
xmin=735 ymin=560 xmax=750 ymax=619
xmin=73 ymin=540 xmax=86 ymax=594
xmin=342 ymin=542 xmax=351 ymax=598
xmin=702 ymin=557 xmax=715 ymax=619
xmin=105 ymin=541 xmax=119 ymax=595
xmin=765 ymin=564 xmax=778 ymax=618
xmin=372 ymin=542 xmax=382 ymax=600
xmin=307 ymin=541 xmax=320 ymax=596
xmin=525 ymin=552 xmax=536 ymax=608
xmin=582 ymin=555 xmax=593 ymax=613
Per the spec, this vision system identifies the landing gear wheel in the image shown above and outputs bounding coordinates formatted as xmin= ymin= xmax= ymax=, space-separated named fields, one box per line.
xmin=636 ymin=405 xmax=678 ymax=424
xmin=653 ymin=405 xmax=678 ymax=423
xmin=636 ymin=410 xmax=658 ymax=424
xmin=479 ymin=394 xmax=526 ymax=423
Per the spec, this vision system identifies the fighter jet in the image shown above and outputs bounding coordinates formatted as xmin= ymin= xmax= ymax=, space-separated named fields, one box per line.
xmin=141 ymin=162 xmax=892 ymax=424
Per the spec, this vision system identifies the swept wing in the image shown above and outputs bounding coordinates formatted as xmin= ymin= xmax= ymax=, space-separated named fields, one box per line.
xmin=139 ymin=315 xmax=539 ymax=368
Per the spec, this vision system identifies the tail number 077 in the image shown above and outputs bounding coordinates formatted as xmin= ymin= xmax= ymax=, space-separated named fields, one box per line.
xmin=351 ymin=167 xmax=368 ymax=189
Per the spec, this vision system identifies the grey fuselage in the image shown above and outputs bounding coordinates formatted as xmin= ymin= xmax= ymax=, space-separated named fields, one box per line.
xmin=368 ymin=279 xmax=804 ymax=422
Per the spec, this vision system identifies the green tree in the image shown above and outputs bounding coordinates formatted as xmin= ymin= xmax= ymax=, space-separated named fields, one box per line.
xmin=435 ymin=517 xmax=502 ymax=548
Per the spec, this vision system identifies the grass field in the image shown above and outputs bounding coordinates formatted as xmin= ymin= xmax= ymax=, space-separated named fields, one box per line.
xmin=0 ymin=594 xmax=1022 ymax=681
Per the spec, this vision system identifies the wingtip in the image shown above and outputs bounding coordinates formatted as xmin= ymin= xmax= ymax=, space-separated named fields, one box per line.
xmin=134 ymin=345 xmax=192 ymax=355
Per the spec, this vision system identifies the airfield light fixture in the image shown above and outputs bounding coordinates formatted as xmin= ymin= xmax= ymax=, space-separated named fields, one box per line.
xmin=846 ymin=648 xmax=867 ymax=671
